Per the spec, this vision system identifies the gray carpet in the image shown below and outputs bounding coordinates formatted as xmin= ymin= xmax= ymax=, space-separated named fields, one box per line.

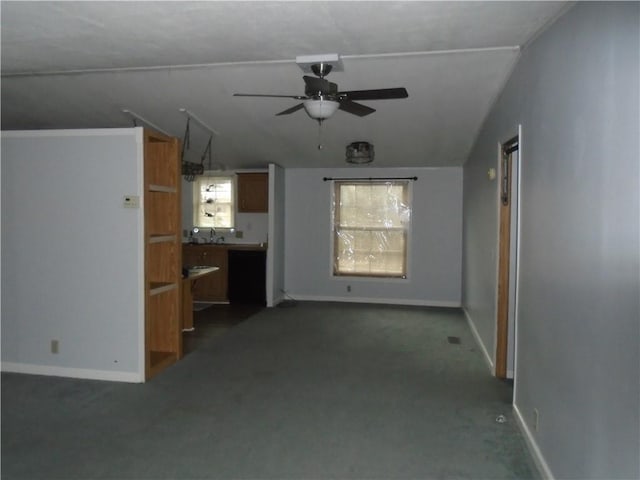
xmin=1 ymin=302 xmax=538 ymax=479
xmin=193 ymin=301 xmax=214 ymax=312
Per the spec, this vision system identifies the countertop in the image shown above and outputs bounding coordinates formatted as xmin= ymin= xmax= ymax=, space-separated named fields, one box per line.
xmin=183 ymin=243 xmax=267 ymax=251
xmin=182 ymin=266 xmax=220 ymax=280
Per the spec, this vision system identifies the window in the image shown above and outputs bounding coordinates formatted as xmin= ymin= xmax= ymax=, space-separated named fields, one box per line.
xmin=333 ymin=180 xmax=411 ymax=278
xmin=193 ymin=176 xmax=234 ymax=228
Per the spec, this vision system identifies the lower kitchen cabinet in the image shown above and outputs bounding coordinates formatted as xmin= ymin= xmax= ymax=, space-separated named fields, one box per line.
xmin=228 ymin=249 xmax=266 ymax=305
xmin=182 ymin=245 xmax=228 ymax=302
xmin=183 ymin=244 xmax=267 ymax=304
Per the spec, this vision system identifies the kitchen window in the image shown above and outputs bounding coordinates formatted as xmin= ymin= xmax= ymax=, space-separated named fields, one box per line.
xmin=193 ymin=176 xmax=234 ymax=228
xmin=333 ymin=180 xmax=411 ymax=278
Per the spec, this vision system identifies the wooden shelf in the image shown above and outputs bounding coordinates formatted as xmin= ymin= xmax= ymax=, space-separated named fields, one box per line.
xmin=144 ymin=129 xmax=182 ymax=380
xmin=149 ymin=235 xmax=177 ymax=244
xmin=147 ymin=191 xmax=179 ymax=235
xmin=149 ymin=184 xmax=178 ymax=193
xmin=149 ymin=282 xmax=178 ymax=296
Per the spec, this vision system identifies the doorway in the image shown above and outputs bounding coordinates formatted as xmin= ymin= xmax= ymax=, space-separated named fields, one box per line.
xmin=496 ymin=134 xmax=519 ymax=379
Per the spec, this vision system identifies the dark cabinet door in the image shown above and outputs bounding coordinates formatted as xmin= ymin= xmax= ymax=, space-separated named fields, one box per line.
xmin=228 ymin=250 xmax=266 ymax=305
xmin=237 ymin=173 xmax=268 ymax=213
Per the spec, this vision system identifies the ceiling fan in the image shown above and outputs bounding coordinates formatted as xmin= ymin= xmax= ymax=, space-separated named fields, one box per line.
xmin=233 ymin=62 xmax=408 ymax=122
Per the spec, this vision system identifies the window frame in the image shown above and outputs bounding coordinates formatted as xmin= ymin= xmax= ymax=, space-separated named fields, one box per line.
xmin=192 ymin=174 xmax=236 ymax=230
xmin=331 ymin=179 xmax=412 ymax=279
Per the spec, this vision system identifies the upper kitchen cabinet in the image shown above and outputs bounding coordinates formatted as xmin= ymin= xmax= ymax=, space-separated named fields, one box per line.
xmin=237 ymin=172 xmax=268 ymax=213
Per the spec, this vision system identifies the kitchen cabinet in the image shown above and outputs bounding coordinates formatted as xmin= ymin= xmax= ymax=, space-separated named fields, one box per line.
xmin=182 ymin=245 xmax=229 ymax=302
xmin=228 ymin=249 xmax=266 ymax=305
xmin=237 ymin=172 xmax=268 ymax=213
xmin=182 ymin=267 xmax=220 ymax=331
xmin=182 ymin=244 xmax=267 ymax=303
xmin=144 ymin=129 xmax=182 ymax=380
xmin=182 ymin=277 xmax=194 ymax=331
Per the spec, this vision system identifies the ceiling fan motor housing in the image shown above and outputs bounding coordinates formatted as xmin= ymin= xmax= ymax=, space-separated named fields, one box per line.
xmin=304 ymin=77 xmax=338 ymax=98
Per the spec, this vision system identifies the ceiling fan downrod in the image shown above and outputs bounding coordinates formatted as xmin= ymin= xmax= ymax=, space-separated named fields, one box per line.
xmin=311 ymin=63 xmax=333 ymax=79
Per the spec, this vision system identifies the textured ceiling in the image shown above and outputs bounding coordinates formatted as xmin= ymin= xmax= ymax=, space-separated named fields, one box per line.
xmin=1 ymin=1 xmax=570 ymax=169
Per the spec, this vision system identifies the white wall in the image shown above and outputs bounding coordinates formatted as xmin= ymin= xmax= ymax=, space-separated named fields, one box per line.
xmin=1 ymin=128 xmax=144 ymax=382
xmin=462 ymin=3 xmax=639 ymax=479
xmin=285 ymin=167 xmax=462 ymax=306
xmin=267 ymin=163 xmax=285 ymax=307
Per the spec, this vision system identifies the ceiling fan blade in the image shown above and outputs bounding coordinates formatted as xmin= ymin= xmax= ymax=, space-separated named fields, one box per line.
xmin=338 ymin=100 xmax=376 ymax=117
xmin=339 ymin=87 xmax=409 ymax=101
xmin=233 ymin=93 xmax=307 ymax=99
xmin=275 ymin=103 xmax=305 ymax=116
xmin=303 ymin=76 xmax=337 ymax=96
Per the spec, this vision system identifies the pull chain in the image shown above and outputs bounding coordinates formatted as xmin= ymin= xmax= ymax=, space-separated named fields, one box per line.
xmin=317 ymin=119 xmax=324 ymax=150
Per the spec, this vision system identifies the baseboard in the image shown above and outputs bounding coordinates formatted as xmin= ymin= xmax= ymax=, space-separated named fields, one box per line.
xmin=1 ymin=362 xmax=143 ymax=383
xmin=513 ymin=403 xmax=555 ymax=480
xmin=268 ymin=293 xmax=285 ymax=308
xmin=287 ymin=294 xmax=460 ymax=308
xmin=463 ymin=307 xmax=495 ymax=374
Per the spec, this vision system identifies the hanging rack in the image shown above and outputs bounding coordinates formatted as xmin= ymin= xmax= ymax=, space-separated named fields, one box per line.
xmin=179 ymin=108 xmax=220 ymax=137
xmin=121 ymin=109 xmax=171 ymax=137
xmin=179 ymin=108 xmax=223 ymax=180
xmin=201 ymin=135 xmax=213 ymax=170
xmin=181 ymin=118 xmax=203 ymax=182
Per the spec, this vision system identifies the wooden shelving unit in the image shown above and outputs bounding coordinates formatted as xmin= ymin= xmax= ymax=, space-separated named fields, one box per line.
xmin=144 ymin=129 xmax=182 ymax=380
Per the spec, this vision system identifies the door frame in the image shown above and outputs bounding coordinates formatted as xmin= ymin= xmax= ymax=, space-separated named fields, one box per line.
xmin=495 ymin=131 xmax=520 ymax=379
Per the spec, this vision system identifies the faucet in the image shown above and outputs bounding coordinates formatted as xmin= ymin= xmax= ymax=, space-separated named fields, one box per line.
xmin=209 ymin=228 xmax=216 ymax=243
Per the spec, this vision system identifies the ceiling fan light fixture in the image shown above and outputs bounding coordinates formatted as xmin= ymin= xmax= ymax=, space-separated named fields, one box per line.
xmin=303 ymin=98 xmax=340 ymax=120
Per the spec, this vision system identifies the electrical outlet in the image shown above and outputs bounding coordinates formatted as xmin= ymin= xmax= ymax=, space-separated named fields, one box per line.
xmin=533 ymin=408 xmax=539 ymax=431
xmin=235 ymin=230 xmax=244 ymax=238
xmin=51 ymin=340 xmax=59 ymax=354
xmin=347 ymin=285 xmax=352 ymax=292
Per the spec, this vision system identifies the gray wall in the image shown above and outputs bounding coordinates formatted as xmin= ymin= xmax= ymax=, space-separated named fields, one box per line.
xmin=285 ymin=167 xmax=462 ymax=306
xmin=267 ymin=163 xmax=285 ymax=306
xmin=1 ymin=129 xmax=145 ymax=381
xmin=462 ymin=3 xmax=639 ymax=479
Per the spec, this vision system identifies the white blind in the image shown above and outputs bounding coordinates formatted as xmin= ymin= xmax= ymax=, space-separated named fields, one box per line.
xmin=193 ymin=176 xmax=234 ymax=228
xmin=333 ymin=181 xmax=410 ymax=278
